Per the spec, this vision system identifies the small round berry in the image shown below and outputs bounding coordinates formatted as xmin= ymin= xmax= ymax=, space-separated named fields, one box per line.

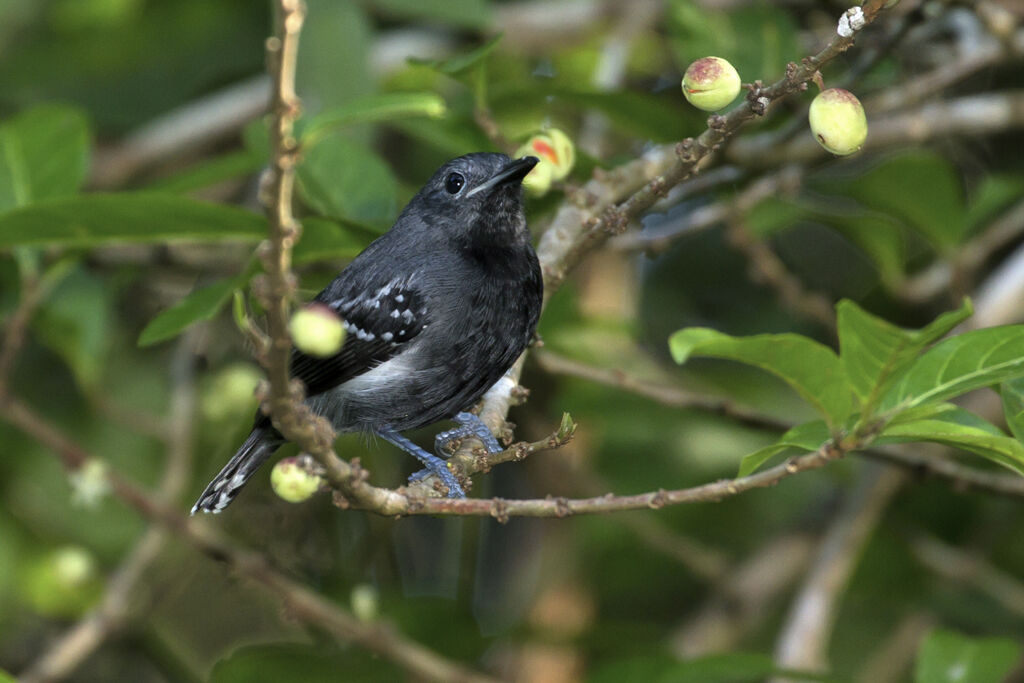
xmin=270 ymin=456 xmax=325 ymax=504
xmin=808 ymin=88 xmax=868 ymax=156
xmin=289 ymin=304 xmax=346 ymax=358
xmin=23 ymin=546 xmax=103 ymax=617
xmin=351 ymin=584 xmax=379 ymax=622
xmin=682 ymin=57 xmax=742 ymax=111
xmin=201 ymin=362 xmax=262 ymax=423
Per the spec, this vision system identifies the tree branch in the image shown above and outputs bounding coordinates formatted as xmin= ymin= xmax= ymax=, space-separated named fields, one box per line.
xmin=0 ymin=395 xmax=495 ymax=683
xmin=772 ymin=465 xmax=905 ymax=675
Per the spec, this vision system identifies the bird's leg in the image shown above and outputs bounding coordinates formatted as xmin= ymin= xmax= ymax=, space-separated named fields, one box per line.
xmin=376 ymin=425 xmax=466 ymax=498
xmin=434 ymin=425 xmax=468 ymax=456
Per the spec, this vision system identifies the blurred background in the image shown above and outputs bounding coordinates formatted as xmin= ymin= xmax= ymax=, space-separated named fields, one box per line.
xmin=1 ymin=0 xmax=1024 ymax=681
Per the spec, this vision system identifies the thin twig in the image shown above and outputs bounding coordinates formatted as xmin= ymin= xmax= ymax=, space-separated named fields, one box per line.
xmin=855 ymin=611 xmax=937 ymax=683
xmin=772 ymin=465 xmax=905 ymax=675
xmin=910 ymin=534 xmax=1024 ymax=616
xmin=725 ymin=215 xmax=838 ymax=332
xmin=0 ymin=270 xmax=43 ymax=395
xmin=534 ymin=350 xmax=790 ymax=432
xmin=395 ymin=441 xmax=849 ymax=519
xmin=608 ymin=166 xmax=799 ymax=254
xmin=671 ymin=533 xmax=816 ymax=657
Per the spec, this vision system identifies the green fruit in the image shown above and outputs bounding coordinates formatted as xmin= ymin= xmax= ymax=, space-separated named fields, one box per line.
xmin=201 ymin=362 xmax=262 ymax=423
xmin=808 ymin=88 xmax=868 ymax=156
xmin=350 ymin=584 xmax=379 ymax=622
xmin=270 ymin=457 xmax=324 ymax=504
xmin=682 ymin=57 xmax=741 ymax=111
xmin=289 ymin=304 xmax=346 ymax=358
xmin=22 ymin=546 xmax=103 ymax=617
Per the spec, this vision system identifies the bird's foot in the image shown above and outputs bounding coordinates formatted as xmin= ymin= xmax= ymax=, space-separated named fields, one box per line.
xmin=376 ymin=425 xmax=465 ymax=498
xmin=434 ymin=411 xmax=503 ymax=455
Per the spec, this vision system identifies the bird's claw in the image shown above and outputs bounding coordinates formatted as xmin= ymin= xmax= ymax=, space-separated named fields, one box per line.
xmin=407 ymin=464 xmax=465 ymax=498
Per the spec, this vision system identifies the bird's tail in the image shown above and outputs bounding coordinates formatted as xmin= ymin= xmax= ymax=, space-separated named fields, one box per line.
xmin=191 ymin=426 xmax=282 ymax=514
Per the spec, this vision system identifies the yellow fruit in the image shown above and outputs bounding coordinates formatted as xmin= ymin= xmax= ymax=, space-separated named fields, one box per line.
xmin=270 ymin=456 xmax=324 ymax=503
xmin=289 ymin=304 xmax=346 ymax=357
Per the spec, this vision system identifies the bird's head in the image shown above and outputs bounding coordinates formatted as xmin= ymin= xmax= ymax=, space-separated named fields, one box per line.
xmin=401 ymin=153 xmax=539 ymax=246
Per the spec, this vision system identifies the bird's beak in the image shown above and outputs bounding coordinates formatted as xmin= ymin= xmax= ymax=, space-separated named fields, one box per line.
xmin=466 ymin=156 xmax=539 ymax=197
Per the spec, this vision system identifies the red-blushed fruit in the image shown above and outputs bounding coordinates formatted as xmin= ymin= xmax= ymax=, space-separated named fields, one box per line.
xmin=808 ymin=88 xmax=868 ymax=155
xmin=289 ymin=303 xmax=346 ymax=358
xmin=516 ymin=128 xmax=575 ymax=196
xmin=682 ymin=57 xmax=741 ymax=111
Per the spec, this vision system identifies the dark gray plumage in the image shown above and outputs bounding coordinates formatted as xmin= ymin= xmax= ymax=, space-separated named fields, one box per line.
xmin=192 ymin=153 xmax=542 ymax=514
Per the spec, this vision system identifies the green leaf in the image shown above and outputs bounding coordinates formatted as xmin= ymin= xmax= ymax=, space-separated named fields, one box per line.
xmin=882 ymin=325 xmax=1024 ymax=410
xmin=0 ymin=668 xmax=15 ymax=683
xmin=915 ymin=629 xmax=1022 ymax=683
xmin=838 ymin=299 xmax=972 ymax=412
xmin=669 ymin=328 xmax=852 ymax=430
xmin=881 ymin=404 xmax=1006 ymax=436
xmin=669 ymin=4 xmax=800 ymax=83
xmin=0 ymin=193 xmax=265 ymax=248
xmin=0 ymin=104 xmax=90 ymax=212
xmin=297 ymin=0 xmax=372 ymax=114
xmin=138 ymin=273 xmax=249 ymax=347
xmin=738 ymin=420 xmax=829 ymax=477
xmin=301 ymin=92 xmax=447 ymax=146
xmin=297 ymin=136 xmax=397 ymax=230
xmin=879 ymin=417 xmax=1024 ymax=476
xmin=210 ymin=643 xmax=402 ymax=683
xmin=745 ymin=197 xmax=906 ymax=288
xmin=147 ymin=150 xmax=264 ymax=194
xmin=293 ymin=217 xmax=370 ymax=264
xmin=32 ymin=268 xmax=110 ymax=388
xmin=389 ymin=116 xmax=493 ymax=156
xmin=368 ymin=0 xmax=491 ymax=29
xmin=965 ymin=174 xmax=1024 ymax=234
xmin=823 ymin=212 xmax=906 ymax=288
xmin=660 ymin=653 xmax=838 ymax=683
xmin=408 ymin=34 xmax=502 ymax=76
xmin=507 ymin=89 xmax=690 ymax=143
xmin=844 ymin=152 xmax=966 ymax=252
xmin=661 ymin=653 xmax=777 ymax=683
xmin=1000 ymin=378 xmax=1024 ymax=443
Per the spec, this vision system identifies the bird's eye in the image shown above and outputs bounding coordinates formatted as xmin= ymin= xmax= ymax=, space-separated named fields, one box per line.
xmin=445 ymin=172 xmax=465 ymax=195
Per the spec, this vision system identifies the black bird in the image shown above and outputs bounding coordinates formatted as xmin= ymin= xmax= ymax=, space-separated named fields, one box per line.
xmin=192 ymin=153 xmax=542 ymax=513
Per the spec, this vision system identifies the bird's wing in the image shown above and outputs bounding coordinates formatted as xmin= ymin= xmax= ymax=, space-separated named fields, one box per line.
xmin=289 ymin=276 xmax=429 ymax=397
